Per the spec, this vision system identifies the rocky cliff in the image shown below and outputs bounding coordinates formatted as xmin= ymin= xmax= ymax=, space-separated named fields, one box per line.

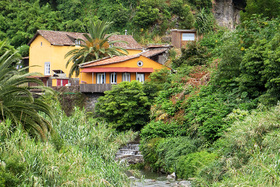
xmin=213 ymin=0 xmax=246 ymax=29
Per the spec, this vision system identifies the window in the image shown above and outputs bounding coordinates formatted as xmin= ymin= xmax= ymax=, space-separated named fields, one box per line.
xmin=96 ymin=73 xmax=105 ymax=84
xmin=122 ymin=73 xmax=130 ymax=82
xmin=137 ymin=60 xmax=143 ymax=67
xmin=136 ymin=73 xmax=145 ymax=83
xmin=75 ymin=39 xmax=81 ymax=46
xmin=182 ymin=33 xmax=195 ymax=41
xmin=44 ymin=62 xmax=50 ymax=75
xmin=110 ymin=72 xmax=117 ymax=84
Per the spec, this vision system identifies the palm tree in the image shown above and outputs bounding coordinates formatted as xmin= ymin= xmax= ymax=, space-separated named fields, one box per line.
xmin=0 ymin=42 xmax=54 ymax=141
xmin=65 ymin=20 xmax=128 ymax=77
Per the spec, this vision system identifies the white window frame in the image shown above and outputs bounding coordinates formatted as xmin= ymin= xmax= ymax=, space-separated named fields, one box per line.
xmin=136 ymin=73 xmax=145 ymax=83
xmin=96 ymin=73 xmax=106 ymax=84
xmin=122 ymin=73 xmax=130 ymax=82
xmin=44 ymin=62 xmax=50 ymax=75
xmin=110 ymin=72 xmax=117 ymax=84
xmin=182 ymin=33 xmax=195 ymax=41
xmin=75 ymin=39 xmax=81 ymax=46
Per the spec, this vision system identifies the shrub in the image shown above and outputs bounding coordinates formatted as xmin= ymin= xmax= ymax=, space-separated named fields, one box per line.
xmin=156 ymin=137 xmax=204 ymax=173
xmin=172 ymin=42 xmax=209 ymax=68
xmin=176 ymin=151 xmax=217 ymax=179
xmin=133 ymin=1 xmax=160 ymax=28
xmin=140 ymin=137 xmax=163 ymax=172
xmin=95 ymin=81 xmax=151 ymax=131
xmin=184 ymin=85 xmax=237 ymax=142
xmin=141 ymin=120 xmax=187 ymax=140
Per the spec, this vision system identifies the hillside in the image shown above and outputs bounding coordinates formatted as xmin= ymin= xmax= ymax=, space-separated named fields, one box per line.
xmin=0 ymin=0 xmax=244 ymax=49
xmin=2 ymin=0 xmax=280 ymax=186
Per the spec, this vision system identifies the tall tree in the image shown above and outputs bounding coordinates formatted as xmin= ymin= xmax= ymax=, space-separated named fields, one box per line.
xmin=0 ymin=42 xmax=54 ymax=141
xmin=65 ymin=20 xmax=128 ymax=77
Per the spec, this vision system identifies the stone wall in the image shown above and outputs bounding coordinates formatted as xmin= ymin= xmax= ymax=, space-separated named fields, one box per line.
xmin=83 ymin=93 xmax=104 ymax=111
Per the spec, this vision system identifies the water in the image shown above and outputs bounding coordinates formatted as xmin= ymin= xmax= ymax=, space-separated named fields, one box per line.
xmin=128 ymin=169 xmax=179 ymax=187
xmin=116 ymin=143 xmax=191 ymax=187
xmin=115 ymin=143 xmax=144 ymax=164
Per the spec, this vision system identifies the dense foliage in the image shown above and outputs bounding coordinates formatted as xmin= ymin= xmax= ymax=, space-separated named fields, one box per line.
xmin=139 ymin=15 xmax=280 ymax=186
xmin=0 ymin=0 xmax=214 ymax=48
xmin=241 ymin=0 xmax=280 ymax=21
xmin=2 ymin=0 xmax=280 ymax=185
xmin=0 ymin=101 xmax=135 ymax=186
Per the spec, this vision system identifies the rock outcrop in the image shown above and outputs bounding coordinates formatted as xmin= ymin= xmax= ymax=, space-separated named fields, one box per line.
xmin=213 ymin=0 xmax=246 ymax=29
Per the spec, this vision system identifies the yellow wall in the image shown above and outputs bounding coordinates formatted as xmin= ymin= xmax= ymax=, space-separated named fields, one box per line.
xmin=29 ymin=35 xmax=142 ymax=80
xmin=52 ymin=79 xmax=57 ymax=86
xmin=126 ymin=49 xmax=142 ymax=55
xmin=29 ymin=35 xmax=79 ymax=78
xmin=80 ymin=56 xmax=170 ymax=84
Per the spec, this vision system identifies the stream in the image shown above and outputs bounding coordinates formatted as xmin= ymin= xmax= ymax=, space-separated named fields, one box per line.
xmin=116 ymin=142 xmax=191 ymax=187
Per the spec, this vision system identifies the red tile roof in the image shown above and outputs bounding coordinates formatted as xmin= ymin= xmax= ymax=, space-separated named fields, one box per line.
xmin=108 ymin=35 xmax=142 ymax=49
xmin=81 ymin=67 xmax=153 ymax=73
xmin=80 ymin=54 xmax=140 ymax=68
xmin=80 ymin=49 xmax=169 ymax=68
xmin=28 ymin=30 xmax=143 ymax=49
xmin=141 ymin=49 xmax=168 ymax=58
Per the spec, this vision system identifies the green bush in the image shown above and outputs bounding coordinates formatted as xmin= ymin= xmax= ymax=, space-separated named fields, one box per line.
xmin=140 ymin=135 xmax=204 ymax=173
xmin=140 ymin=138 xmax=163 ymax=172
xmin=241 ymin=0 xmax=280 ymax=21
xmin=156 ymin=137 xmax=204 ymax=173
xmin=133 ymin=1 xmax=160 ymax=28
xmin=172 ymin=42 xmax=210 ymax=68
xmin=176 ymin=151 xmax=217 ymax=179
xmin=141 ymin=120 xmax=187 ymax=140
xmin=95 ymin=81 xmax=151 ymax=131
xmin=184 ymin=85 xmax=236 ymax=142
xmin=187 ymin=0 xmax=212 ymax=10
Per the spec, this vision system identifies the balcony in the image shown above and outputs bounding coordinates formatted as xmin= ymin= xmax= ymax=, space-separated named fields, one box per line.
xmin=80 ymin=84 xmax=112 ymax=93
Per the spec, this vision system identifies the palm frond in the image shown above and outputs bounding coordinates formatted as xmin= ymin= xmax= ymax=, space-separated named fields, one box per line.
xmin=0 ymin=42 xmax=54 ymax=141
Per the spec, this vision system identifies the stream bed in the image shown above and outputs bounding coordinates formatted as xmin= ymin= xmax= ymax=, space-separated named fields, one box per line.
xmin=116 ymin=142 xmax=191 ymax=187
xmin=128 ymin=169 xmax=189 ymax=187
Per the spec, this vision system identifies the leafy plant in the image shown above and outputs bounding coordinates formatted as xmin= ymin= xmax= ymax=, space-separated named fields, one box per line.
xmin=65 ymin=20 xmax=128 ymax=77
xmin=197 ymin=104 xmax=280 ymax=186
xmin=176 ymin=151 xmax=217 ymax=179
xmin=141 ymin=120 xmax=187 ymax=140
xmin=0 ymin=42 xmax=54 ymax=141
xmin=133 ymin=1 xmax=160 ymax=28
xmin=172 ymin=41 xmax=209 ymax=68
xmin=194 ymin=8 xmax=215 ymax=35
xmin=95 ymin=81 xmax=151 ymax=131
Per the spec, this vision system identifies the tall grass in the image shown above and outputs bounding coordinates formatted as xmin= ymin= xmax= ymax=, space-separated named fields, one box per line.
xmin=0 ymin=103 xmax=136 ymax=186
xmin=196 ymin=104 xmax=280 ymax=186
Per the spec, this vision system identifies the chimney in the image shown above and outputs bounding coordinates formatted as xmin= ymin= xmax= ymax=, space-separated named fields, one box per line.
xmin=125 ymin=30 xmax=127 ymax=35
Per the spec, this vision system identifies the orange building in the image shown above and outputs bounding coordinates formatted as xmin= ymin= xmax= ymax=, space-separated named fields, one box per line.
xmin=28 ymin=30 xmax=171 ymax=92
xmin=79 ymin=50 xmax=171 ymax=93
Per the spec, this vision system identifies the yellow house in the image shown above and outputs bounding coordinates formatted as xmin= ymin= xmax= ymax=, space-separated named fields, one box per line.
xmin=28 ymin=30 xmax=143 ymax=86
xmin=79 ymin=49 xmax=171 ymax=93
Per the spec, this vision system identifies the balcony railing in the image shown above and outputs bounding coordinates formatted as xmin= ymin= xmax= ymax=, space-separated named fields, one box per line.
xmin=80 ymin=84 xmax=112 ymax=93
